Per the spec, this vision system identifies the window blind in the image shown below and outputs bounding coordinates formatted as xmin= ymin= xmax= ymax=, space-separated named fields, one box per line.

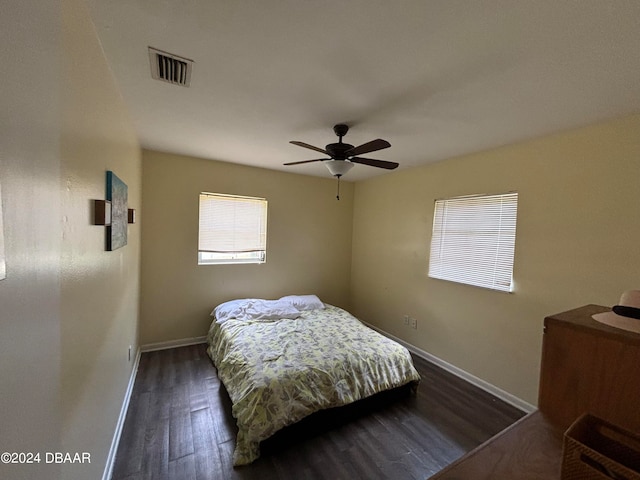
xmin=198 ymin=193 xmax=267 ymax=259
xmin=428 ymin=192 xmax=518 ymax=292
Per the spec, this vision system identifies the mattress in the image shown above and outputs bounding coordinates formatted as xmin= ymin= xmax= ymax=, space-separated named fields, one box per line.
xmin=206 ymin=303 xmax=421 ymax=465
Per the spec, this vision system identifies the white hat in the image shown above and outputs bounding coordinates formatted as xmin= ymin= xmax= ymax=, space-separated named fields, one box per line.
xmin=592 ymin=290 xmax=640 ymax=334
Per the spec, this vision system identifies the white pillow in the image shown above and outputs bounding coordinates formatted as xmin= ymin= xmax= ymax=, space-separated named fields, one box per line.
xmin=279 ymin=294 xmax=325 ymax=311
xmin=212 ymin=298 xmax=256 ymax=323
xmin=212 ymin=298 xmax=301 ymax=323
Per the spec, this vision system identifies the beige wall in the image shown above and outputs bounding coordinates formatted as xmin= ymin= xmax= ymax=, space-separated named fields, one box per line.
xmin=0 ymin=2 xmax=62 ymax=479
xmin=60 ymin=0 xmax=142 ymax=478
xmin=350 ymin=114 xmax=640 ymax=405
xmin=1 ymin=1 xmax=141 ymax=479
xmin=140 ymin=150 xmax=353 ymax=345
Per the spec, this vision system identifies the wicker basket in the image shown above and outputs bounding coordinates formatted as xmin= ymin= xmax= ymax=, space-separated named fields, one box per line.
xmin=561 ymin=414 xmax=640 ymax=480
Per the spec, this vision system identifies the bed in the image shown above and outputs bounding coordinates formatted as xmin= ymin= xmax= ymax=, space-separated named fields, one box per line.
xmin=206 ymin=295 xmax=421 ymax=466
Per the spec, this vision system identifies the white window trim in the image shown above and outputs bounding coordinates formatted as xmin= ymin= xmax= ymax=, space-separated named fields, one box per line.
xmin=428 ymin=192 xmax=518 ymax=292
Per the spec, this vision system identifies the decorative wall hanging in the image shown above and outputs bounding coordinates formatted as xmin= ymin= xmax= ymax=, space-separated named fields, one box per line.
xmin=94 ymin=200 xmax=111 ymax=226
xmin=94 ymin=171 xmax=130 ymax=251
xmin=107 ymin=171 xmax=128 ymax=250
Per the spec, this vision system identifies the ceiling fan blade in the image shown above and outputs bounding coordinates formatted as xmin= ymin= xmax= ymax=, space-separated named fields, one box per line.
xmin=290 ymin=141 xmax=329 ymax=155
xmin=283 ymin=158 xmax=327 ymax=166
xmin=350 ymin=157 xmax=399 ymax=170
xmin=346 ymin=139 xmax=391 ymax=156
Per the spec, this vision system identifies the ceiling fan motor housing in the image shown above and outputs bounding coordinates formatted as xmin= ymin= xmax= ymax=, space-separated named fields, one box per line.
xmin=325 ymin=143 xmax=354 ymax=160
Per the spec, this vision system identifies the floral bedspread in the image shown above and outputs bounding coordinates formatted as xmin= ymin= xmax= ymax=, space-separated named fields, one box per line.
xmin=206 ymin=304 xmax=421 ymax=465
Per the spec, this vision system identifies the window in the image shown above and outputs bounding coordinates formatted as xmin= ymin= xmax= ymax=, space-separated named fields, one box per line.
xmin=198 ymin=193 xmax=267 ymax=265
xmin=428 ymin=192 xmax=518 ymax=292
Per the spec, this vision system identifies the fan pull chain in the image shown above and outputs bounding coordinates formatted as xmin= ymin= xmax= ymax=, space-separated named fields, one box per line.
xmin=336 ymin=175 xmax=341 ymax=200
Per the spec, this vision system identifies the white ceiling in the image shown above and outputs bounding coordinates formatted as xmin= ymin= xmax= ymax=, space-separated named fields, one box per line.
xmin=87 ymin=0 xmax=640 ymax=181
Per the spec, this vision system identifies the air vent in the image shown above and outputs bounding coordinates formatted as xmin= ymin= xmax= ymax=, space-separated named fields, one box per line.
xmin=148 ymin=47 xmax=193 ymax=87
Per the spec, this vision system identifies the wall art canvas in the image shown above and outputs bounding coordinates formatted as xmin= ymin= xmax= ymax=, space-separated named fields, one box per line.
xmin=106 ymin=171 xmax=128 ymax=251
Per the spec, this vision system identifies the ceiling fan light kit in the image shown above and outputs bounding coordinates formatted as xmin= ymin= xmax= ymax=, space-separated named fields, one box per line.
xmin=285 ymin=124 xmax=398 ymax=200
xmin=324 ymin=160 xmax=354 ymax=177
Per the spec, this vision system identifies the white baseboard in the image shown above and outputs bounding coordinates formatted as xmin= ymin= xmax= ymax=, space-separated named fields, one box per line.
xmin=140 ymin=335 xmax=207 ymax=352
xmin=363 ymin=322 xmax=537 ymax=414
xmin=102 ymin=347 xmax=141 ymax=480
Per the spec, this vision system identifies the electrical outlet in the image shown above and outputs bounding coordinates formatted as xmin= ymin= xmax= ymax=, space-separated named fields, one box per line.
xmin=410 ymin=317 xmax=417 ymax=329
xmin=403 ymin=315 xmax=410 ymax=325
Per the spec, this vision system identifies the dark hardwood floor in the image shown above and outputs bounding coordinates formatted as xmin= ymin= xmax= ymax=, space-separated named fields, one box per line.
xmin=111 ymin=344 xmax=525 ymax=480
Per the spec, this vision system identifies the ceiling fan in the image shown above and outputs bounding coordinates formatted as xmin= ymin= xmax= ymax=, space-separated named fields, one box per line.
xmin=284 ymin=124 xmax=398 ymax=200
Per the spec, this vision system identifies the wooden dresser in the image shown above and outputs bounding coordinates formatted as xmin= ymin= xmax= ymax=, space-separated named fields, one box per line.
xmin=430 ymin=304 xmax=640 ymax=479
xmin=538 ymin=304 xmax=640 ymax=434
